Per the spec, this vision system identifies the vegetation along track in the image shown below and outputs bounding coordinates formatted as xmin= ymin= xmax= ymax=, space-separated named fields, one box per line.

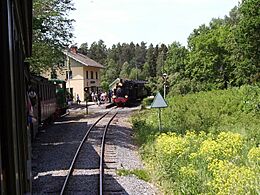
xmin=60 ymin=107 xmax=120 ymax=194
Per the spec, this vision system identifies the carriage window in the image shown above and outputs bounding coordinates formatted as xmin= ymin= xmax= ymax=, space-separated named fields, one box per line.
xmin=86 ymin=71 xmax=89 ymax=79
xmin=96 ymin=72 xmax=98 ymax=79
xmin=66 ymin=71 xmax=72 ymax=80
xmin=91 ymin=71 xmax=93 ymax=79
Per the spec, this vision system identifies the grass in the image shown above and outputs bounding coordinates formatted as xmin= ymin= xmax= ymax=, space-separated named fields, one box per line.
xmin=117 ymin=169 xmax=150 ymax=182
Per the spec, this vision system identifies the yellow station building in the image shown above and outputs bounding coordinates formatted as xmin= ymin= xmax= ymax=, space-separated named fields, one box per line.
xmin=43 ymin=46 xmax=104 ymax=101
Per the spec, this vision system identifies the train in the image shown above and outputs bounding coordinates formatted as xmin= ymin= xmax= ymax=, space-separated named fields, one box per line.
xmin=28 ymin=76 xmax=67 ymax=139
xmin=112 ymin=79 xmax=149 ymax=106
xmin=0 ymin=1 xmax=68 ymax=193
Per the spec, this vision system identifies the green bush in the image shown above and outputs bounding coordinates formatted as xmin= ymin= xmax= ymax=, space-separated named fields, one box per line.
xmin=163 ymin=85 xmax=260 ymax=140
xmin=132 ymin=85 xmax=260 ymax=194
xmin=145 ymin=131 xmax=259 ymax=194
xmin=141 ymin=96 xmax=154 ymax=108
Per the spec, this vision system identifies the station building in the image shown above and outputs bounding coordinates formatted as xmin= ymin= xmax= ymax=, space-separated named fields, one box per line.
xmin=43 ymin=46 xmax=104 ymax=101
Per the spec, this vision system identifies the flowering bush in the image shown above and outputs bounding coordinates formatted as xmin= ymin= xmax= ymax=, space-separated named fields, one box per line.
xmin=132 ymin=86 xmax=260 ymax=194
xmin=198 ymin=132 xmax=244 ymax=161
xmin=147 ymin=131 xmax=259 ymax=194
xmin=248 ymin=147 xmax=260 ymax=163
xmin=208 ymin=160 xmax=258 ymax=194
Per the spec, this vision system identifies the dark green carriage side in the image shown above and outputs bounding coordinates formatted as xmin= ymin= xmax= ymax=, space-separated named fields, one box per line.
xmin=50 ymin=79 xmax=68 ymax=115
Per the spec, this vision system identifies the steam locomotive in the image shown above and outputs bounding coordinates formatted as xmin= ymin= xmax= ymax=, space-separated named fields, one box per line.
xmin=112 ymin=79 xmax=149 ymax=106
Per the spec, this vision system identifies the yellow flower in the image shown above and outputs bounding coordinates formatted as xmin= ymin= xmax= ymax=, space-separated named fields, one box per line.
xmin=180 ymin=164 xmax=198 ymax=177
xmin=208 ymin=160 xmax=257 ymax=194
xmin=248 ymin=146 xmax=260 ymax=163
xmin=156 ymin=133 xmax=186 ymax=156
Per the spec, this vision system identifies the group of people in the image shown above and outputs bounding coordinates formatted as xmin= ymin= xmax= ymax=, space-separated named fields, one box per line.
xmin=67 ymin=90 xmax=113 ymax=106
xmin=90 ymin=90 xmax=112 ymax=105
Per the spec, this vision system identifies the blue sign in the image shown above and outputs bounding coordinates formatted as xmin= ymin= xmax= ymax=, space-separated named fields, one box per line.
xmin=151 ymin=92 xmax=167 ymax=108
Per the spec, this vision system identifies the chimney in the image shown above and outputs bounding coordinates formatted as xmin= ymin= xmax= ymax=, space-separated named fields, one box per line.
xmin=70 ymin=45 xmax=77 ymax=54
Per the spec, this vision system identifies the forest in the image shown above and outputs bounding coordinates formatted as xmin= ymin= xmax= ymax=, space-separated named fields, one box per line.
xmin=30 ymin=0 xmax=259 ymax=95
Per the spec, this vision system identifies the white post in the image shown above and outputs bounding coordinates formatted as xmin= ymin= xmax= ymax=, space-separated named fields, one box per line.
xmin=158 ymin=108 xmax=161 ymax=131
xmin=163 ymin=73 xmax=167 ymax=99
xmin=164 ymin=84 xmax=166 ymax=99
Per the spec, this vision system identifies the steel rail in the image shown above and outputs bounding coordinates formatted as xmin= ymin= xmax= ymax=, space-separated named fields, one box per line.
xmin=60 ymin=108 xmax=115 ymax=195
xmin=99 ymin=110 xmax=118 ymax=195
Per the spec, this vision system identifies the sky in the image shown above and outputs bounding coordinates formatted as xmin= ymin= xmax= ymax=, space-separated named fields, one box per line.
xmin=69 ymin=0 xmax=239 ymax=48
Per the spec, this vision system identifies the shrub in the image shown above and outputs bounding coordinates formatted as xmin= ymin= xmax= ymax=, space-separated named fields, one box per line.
xmin=132 ymin=85 xmax=260 ymax=194
xmin=151 ymin=131 xmax=259 ymax=194
xmin=141 ymin=96 xmax=154 ymax=108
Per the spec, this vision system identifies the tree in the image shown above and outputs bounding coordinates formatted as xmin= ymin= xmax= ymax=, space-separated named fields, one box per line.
xmin=142 ymin=62 xmax=150 ymax=80
xmin=165 ymin=42 xmax=188 ymax=77
xmin=119 ymin=62 xmax=131 ymax=79
xmin=157 ymin=44 xmax=168 ymax=75
xmin=103 ymin=59 xmax=118 ymax=83
xmin=234 ymin=0 xmax=260 ymax=84
xmin=29 ymin=0 xmax=75 ymax=74
xmin=78 ymin=42 xmax=88 ymax=55
xmin=135 ymin=42 xmax=147 ymax=70
xmin=145 ymin=44 xmax=157 ymax=77
xmin=88 ymin=40 xmax=107 ymax=65
xmin=129 ymin=68 xmax=143 ymax=80
xmin=187 ymin=20 xmax=233 ymax=89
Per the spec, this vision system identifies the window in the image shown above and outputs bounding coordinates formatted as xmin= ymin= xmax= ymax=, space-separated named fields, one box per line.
xmin=91 ymin=71 xmax=93 ymax=79
xmin=86 ymin=71 xmax=88 ymax=79
xmin=66 ymin=71 xmax=72 ymax=80
xmin=96 ymin=72 xmax=98 ymax=79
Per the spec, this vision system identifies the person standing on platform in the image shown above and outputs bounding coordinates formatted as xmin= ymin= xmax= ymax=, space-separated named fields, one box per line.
xmin=76 ymin=94 xmax=81 ymax=104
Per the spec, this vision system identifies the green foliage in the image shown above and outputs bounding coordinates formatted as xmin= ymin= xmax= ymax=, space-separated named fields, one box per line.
xmin=100 ymin=81 xmax=109 ymax=92
xmin=117 ymin=169 xmax=150 ymax=182
xmin=129 ymin=68 xmax=144 ymax=80
xmin=119 ymin=61 xmax=131 ymax=79
xmin=88 ymin=40 xmax=107 ymax=65
xmin=165 ymin=42 xmax=188 ymax=77
xmin=145 ymin=77 xmax=164 ymax=95
xmin=164 ymin=86 xmax=260 ymax=139
xmin=141 ymin=96 xmax=154 ymax=108
xmin=29 ymin=0 xmax=74 ymax=74
xmin=78 ymin=42 xmax=88 ymax=55
xmin=145 ymin=44 xmax=157 ymax=77
xmin=187 ymin=21 xmax=232 ymax=89
xmin=233 ymin=0 xmax=260 ymax=85
xmin=132 ymin=86 xmax=260 ymax=194
xmin=102 ymin=59 xmax=118 ymax=83
xmin=150 ymin=131 xmax=259 ymax=194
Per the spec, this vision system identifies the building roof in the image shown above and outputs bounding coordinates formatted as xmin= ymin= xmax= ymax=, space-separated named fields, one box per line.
xmin=66 ymin=51 xmax=104 ymax=69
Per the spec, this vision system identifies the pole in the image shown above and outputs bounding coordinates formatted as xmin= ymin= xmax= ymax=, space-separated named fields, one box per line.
xmin=158 ymin=108 xmax=161 ymax=131
xmin=66 ymin=51 xmax=71 ymax=94
xmin=67 ymin=71 xmax=70 ymax=93
xmin=163 ymin=83 xmax=166 ymax=99
xmin=136 ymin=64 xmax=138 ymax=80
xmin=162 ymin=73 xmax=167 ymax=99
xmin=86 ymin=103 xmax=88 ymax=115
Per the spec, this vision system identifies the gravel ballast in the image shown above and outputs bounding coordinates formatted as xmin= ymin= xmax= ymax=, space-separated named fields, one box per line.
xmin=32 ymin=104 xmax=159 ymax=194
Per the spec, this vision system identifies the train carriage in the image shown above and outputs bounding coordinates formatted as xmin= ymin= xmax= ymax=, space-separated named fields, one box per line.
xmin=0 ymin=0 xmax=33 ymax=193
xmin=29 ymin=76 xmax=57 ymax=138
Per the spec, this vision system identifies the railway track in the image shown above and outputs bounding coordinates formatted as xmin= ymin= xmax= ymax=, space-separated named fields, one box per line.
xmin=60 ymin=107 xmax=121 ymax=194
